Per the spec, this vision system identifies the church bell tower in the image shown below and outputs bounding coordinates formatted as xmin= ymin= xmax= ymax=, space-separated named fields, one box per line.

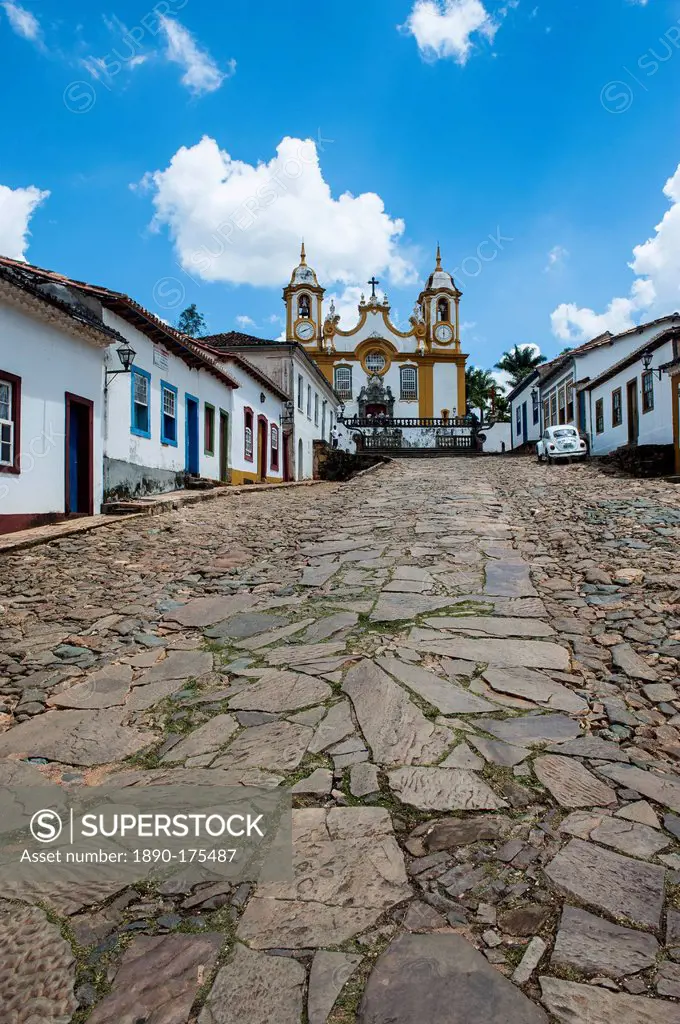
xmin=283 ymin=243 xmax=325 ymax=348
xmin=418 ymin=245 xmax=462 ymax=351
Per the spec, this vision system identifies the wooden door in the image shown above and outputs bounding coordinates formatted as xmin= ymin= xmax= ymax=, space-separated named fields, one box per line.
xmin=626 ymin=379 xmax=639 ymax=446
xmin=219 ymin=411 xmax=229 ymax=482
xmin=257 ymin=417 xmax=267 ymax=481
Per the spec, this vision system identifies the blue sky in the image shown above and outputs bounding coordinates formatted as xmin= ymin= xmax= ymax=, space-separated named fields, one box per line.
xmin=2 ymin=0 xmax=680 ymax=372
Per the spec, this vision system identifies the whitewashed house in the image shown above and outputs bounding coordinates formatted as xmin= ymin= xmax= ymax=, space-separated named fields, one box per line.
xmin=0 ymin=261 xmax=119 ymax=534
xmin=197 ymin=334 xmax=340 ymax=480
xmin=536 ymin=316 xmax=680 ymax=441
xmin=508 ymin=370 xmax=542 ymax=450
xmin=0 ymin=257 xmax=288 ymax=531
xmin=579 ymin=327 xmax=680 ymax=463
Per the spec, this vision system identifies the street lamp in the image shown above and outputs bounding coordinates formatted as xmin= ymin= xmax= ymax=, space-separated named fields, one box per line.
xmin=641 ymin=348 xmax=664 ymax=381
xmin=105 ymin=342 xmax=136 ymax=389
xmin=338 ymin=401 xmax=346 ymax=421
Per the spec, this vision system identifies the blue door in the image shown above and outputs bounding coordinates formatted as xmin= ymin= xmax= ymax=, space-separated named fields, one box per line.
xmin=185 ymin=394 xmax=199 ymax=475
xmin=522 ymin=401 xmax=528 ymax=440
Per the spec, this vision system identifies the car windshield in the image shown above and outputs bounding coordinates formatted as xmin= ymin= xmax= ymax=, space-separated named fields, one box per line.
xmin=553 ymin=429 xmax=577 ymax=438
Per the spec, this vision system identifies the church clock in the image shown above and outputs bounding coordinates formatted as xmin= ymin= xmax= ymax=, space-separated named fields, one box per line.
xmin=434 ymin=323 xmax=453 ymax=344
xmin=295 ymin=320 xmax=316 ymax=342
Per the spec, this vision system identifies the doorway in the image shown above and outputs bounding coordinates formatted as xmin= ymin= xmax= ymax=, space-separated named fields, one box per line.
xmin=626 ymin=379 xmax=639 ymax=446
xmin=185 ymin=394 xmax=199 ymax=475
xmin=283 ymin=431 xmax=292 ymax=482
xmin=257 ymin=416 xmax=268 ymax=482
xmin=65 ymin=392 xmax=94 ymax=515
xmin=521 ymin=402 xmax=528 ymax=440
xmin=218 ymin=410 xmax=229 ymax=483
xmin=298 ymin=438 xmax=304 ymax=480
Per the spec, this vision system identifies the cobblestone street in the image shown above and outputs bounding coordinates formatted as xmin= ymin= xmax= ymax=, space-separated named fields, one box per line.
xmin=1 ymin=457 xmax=680 ymax=1023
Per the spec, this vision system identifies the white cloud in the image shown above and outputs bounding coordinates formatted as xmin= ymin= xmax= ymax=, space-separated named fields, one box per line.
xmin=402 ymin=0 xmax=499 ymax=64
xmin=0 ymin=183 xmax=49 ymax=260
xmin=551 ymin=162 xmax=680 ymax=341
xmin=2 ymin=1 xmax=42 ymax=45
xmin=545 ymin=244 xmax=569 ymax=271
xmin=159 ymin=16 xmax=233 ymax=96
xmin=140 ymin=135 xmax=418 ymax=290
xmin=236 ymin=314 xmax=256 ymax=328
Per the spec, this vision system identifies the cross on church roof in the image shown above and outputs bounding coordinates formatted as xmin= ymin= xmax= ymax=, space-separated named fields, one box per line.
xmin=368 ymin=276 xmax=380 ymax=298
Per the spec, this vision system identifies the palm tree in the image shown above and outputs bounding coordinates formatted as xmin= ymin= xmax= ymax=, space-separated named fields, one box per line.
xmin=494 ymin=345 xmax=547 ymax=388
xmin=465 ymin=367 xmax=497 ymax=422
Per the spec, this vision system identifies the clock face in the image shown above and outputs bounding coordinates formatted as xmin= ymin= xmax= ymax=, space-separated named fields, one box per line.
xmin=295 ymin=321 xmax=316 ymax=341
xmin=435 ymin=323 xmax=453 ymax=343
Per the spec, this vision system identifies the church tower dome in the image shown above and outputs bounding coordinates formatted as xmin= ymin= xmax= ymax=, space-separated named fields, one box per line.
xmin=418 ymin=245 xmax=462 ymax=350
xmin=283 ymin=242 xmax=325 ymax=347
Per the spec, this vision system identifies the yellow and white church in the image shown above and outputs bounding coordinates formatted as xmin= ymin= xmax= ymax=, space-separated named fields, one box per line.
xmin=282 ymin=245 xmax=467 ymax=420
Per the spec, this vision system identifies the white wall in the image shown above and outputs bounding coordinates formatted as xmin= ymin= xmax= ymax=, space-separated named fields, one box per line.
xmin=221 ymin=362 xmax=284 ymax=481
xmin=0 ymin=300 xmax=105 ymax=520
xmin=586 ymin=340 xmax=675 ymax=455
xmin=292 ymin=351 xmax=337 ymax=478
xmin=510 ymin=380 xmax=541 ymax=448
xmin=433 ymin=362 xmax=460 ymax=417
xmin=103 ymin=311 xmax=235 ymax=495
xmin=482 ymin=422 xmax=512 ymax=453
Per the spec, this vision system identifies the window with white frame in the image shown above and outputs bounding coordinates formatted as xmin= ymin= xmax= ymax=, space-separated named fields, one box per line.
xmin=321 ymin=400 xmax=327 ymax=436
xmin=365 ymin=351 xmax=386 ymax=374
xmin=400 ymin=366 xmax=418 ymax=400
xmin=161 ymin=383 xmax=177 ymax=445
xmin=314 ymin=393 xmax=319 ymax=425
xmin=334 ymin=366 xmax=352 ymax=398
xmin=270 ymin=424 xmax=279 ymax=469
xmin=131 ymin=367 xmax=150 ymax=437
xmin=297 ymin=374 xmax=304 ymax=410
xmin=306 ymin=384 xmax=312 ymax=419
xmin=0 ymin=376 xmax=17 ymax=469
xmin=244 ymin=408 xmax=254 ymax=461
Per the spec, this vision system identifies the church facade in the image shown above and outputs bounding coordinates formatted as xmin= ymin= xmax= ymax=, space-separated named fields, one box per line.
xmin=283 ymin=246 xmax=467 ymax=420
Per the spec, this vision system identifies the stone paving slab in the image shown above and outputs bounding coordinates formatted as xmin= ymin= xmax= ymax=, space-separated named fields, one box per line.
xmin=3 ymin=457 xmax=680 ymax=1024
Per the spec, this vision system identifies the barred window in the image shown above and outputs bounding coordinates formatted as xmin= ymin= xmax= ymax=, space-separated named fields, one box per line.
xmin=244 ymin=409 xmax=254 ymax=461
xmin=365 ymin=351 xmax=386 ymax=374
xmin=595 ymin=398 xmax=604 ymax=434
xmin=270 ymin=424 xmax=279 ymax=469
xmin=642 ymin=371 xmax=654 ymax=412
xmin=400 ymin=366 xmax=418 ymax=400
xmin=612 ymin=388 xmax=622 ymax=427
xmin=334 ymin=366 xmax=352 ymax=398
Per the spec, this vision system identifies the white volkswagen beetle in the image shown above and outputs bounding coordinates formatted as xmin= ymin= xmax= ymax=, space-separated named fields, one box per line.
xmin=537 ymin=425 xmax=588 ymax=463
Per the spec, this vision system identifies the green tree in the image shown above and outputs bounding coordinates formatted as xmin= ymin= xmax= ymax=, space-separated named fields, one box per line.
xmin=494 ymin=345 xmax=547 ymax=388
xmin=465 ymin=367 xmax=497 ymax=422
xmin=177 ymin=304 xmax=207 ymax=337
xmin=494 ymin=392 xmax=511 ymax=422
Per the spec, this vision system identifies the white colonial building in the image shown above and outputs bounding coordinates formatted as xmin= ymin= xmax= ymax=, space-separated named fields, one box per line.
xmin=281 ymin=245 xmax=467 ymax=423
xmin=196 ymin=333 xmax=339 ymax=481
xmin=580 ymin=326 xmax=680 ymax=460
xmin=0 ymin=255 xmax=292 ymax=533
xmin=0 ymin=261 xmax=117 ymax=533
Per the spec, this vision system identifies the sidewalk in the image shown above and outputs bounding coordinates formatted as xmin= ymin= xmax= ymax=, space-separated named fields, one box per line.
xmin=0 ymin=478 xmax=328 ymax=555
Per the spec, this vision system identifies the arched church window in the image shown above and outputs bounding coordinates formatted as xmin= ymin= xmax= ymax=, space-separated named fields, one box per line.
xmin=298 ymin=294 xmax=311 ymax=319
xmin=365 ymin=351 xmax=386 ymax=374
xmin=334 ymin=366 xmax=352 ymax=399
xmin=437 ymin=298 xmax=449 ymax=322
xmin=400 ymin=366 xmax=418 ymax=400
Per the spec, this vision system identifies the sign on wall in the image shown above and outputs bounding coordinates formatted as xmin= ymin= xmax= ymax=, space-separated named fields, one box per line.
xmin=153 ymin=347 xmax=169 ymax=372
